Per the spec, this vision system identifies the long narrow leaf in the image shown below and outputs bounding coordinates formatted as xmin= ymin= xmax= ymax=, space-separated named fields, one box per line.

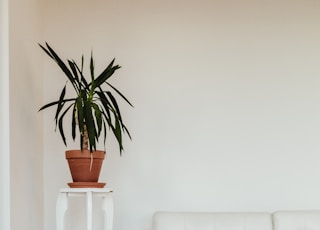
xmin=39 ymin=43 xmax=54 ymax=59
xmin=122 ymin=124 xmax=132 ymax=140
xmin=43 ymin=43 xmax=77 ymax=89
xmin=90 ymin=51 xmax=94 ymax=81
xmin=71 ymin=105 xmax=77 ymax=141
xmin=102 ymin=111 xmax=122 ymax=153
xmin=102 ymin=121 xmax=107 ymax=151
xmin=58 ymin=104 xmax=74 ymax=146
xmin=89 ymin=54 xmax=95 ymax=100
xmin=54 ymin=85 xmax=67 ymax=126
xmin=100 ymin=104 xmax=113 ymax=129
xmin=68 ymin=60 xmax=80 ymax=92
xmin=76 ymin=96 xmax=84 ymax=135
xmin=106 ymin=91 xmax=123 ymax=123
xmin=114 ymin=116 xmax=123 ymax=153
xmin=39 ymin=98 xmax=75 ymax=111
xmin=92 ymin=103 xmax=102 ymax=138
xmin=106 ymin=82 xmax=133 ymax=107
xmin=81 ymin=55 xmax=84 ymax=73
xmin=96 ymin=90 xmax=112 ymax=120
xmin=94 ymin=58 xmax=115 ymax=85
xmin=96 ymin=65 xmax=120 ymax=88
xmin=84 ymin=100 xmax=97 ymax=151
xmin=74 ymin=61 xmax=89 ymax=90
xmin=93 ymin=59 xmax=121 ymax=88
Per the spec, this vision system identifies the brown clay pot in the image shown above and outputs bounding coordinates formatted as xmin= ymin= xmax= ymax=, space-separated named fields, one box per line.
xmin=65 ymin=150 xmax=105 ymax=182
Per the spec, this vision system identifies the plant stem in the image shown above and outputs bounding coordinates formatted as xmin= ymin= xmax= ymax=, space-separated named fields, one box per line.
xmin=83 ymin=124 xmax=93 ymax=171
xmin=82 ymin=125 xmax=89 ymax=150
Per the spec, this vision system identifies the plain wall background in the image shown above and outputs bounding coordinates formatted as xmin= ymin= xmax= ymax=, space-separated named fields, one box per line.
xmin=0 ymin=0 xmax=10 ymax=229
xmin=39 ymin=0 xmax=320 ymax=230
xmin=9 ymin=0 xmax=43 ymax=229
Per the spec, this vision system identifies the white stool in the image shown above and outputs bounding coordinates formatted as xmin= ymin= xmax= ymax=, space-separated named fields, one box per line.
xmin=56 ymin=188 xmax=113 ymax=230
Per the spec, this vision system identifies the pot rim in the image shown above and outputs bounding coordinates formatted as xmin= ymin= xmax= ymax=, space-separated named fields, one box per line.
xmin=65 ymin=149 xmax=105 ymax=159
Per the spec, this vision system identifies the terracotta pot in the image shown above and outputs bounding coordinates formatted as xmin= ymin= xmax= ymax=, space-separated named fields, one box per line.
xmin=65 ymin=150 xmax=105 ymax=182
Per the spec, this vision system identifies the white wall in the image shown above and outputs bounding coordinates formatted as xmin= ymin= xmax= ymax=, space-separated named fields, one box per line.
xmin=9 ymin=0 xmax=44 ymax=229
xmin=0 ymin=0 xmax=10 ymax=229
xmin=42 ymin=1 xmax=320 ymax=230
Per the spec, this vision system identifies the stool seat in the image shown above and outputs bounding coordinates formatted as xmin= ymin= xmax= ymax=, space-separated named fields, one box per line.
xmin=56 ymin=188 xmax=113 ymax=230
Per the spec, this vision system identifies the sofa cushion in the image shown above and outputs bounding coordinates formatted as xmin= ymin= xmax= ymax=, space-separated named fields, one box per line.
xmin=273 ymin=210 xmax=320 ymax=230
xmin=153 ymin=212 xmax=273 ymax=230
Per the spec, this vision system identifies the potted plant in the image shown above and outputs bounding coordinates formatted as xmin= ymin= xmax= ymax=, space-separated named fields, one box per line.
xmin=39 ymin=42 xmax=132 ymax=188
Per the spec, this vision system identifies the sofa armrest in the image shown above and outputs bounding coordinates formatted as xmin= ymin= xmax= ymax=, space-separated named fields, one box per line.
xmin=153 ymin=212 xmax=273 ymax=230
xmin=273 ymin=210 xmax=320 ymax=230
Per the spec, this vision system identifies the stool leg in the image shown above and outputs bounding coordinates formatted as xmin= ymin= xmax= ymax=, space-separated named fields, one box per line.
xmin=102 ymin=193 xmax=113 ymax=230
xmin=56 ymin=192 xmax=68 ymax=230
xmin=86 ymin=191 xmax=93 ymax=230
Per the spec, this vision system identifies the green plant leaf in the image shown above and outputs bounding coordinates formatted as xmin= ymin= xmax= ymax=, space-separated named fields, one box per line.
xmin=106 ymin=91 xmax=123 ymax=123
xmin=76 ymin=96 xmax=84 ymax=135
xmin=106 ymin=82 xmax=133 ymax=107
xmin=71 ymin=105 xmax=76 ymax=141
xmin=93 ymin=59 xmax=121 ymax=88
xmin=68 ymin=60 xmax=80 ymax=92
xmin=114 ymin=116 xmax=123 ymax=153
xmin=122 ymin=124 xmax=132 ymax=140
xmin=54 ymin=85 xmax=67 ymax=127
xmin=92 ymin=103 xmax=102 ymax=138
xmin=89 ymin=54 xmax=95 ymax=101
xmin=58 ymin=104 xmax=74 ymax=146
xmin=42 ymin=43 xmax=77 ymax=89
xmin=102 ymin=112 xmax=122 ymax=153
xmin=100 ymin=107 xmax=113 ymax=136
xmin=96 ymin=90 xmax=112 ymax=120
xmin=39 ymin=43 xmax=54 ymax=59
xmin=38 ymin=98 xmax=75 ymax=111
xmin=73 ymin=60 xmax=89 ymax=90
xmin=90 ymin=51 xmax=94 ymax=82
xmin=102 ymin=121 xmax=107 ymax=151
xmin=84 ymin=100 xmax=97 ymax=151
xmin=81 ymin=55 xmax=84 ymax=73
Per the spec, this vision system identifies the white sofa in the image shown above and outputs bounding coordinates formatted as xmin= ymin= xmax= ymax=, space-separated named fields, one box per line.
xmin=153 ymin=210 xmax=320 ymax=230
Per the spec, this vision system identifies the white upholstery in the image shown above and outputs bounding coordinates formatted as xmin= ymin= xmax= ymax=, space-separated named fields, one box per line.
xmin=273 ymin=210 xmax=320 ymax=230
xmin=153 ymin=212 xmax=273 ymax=230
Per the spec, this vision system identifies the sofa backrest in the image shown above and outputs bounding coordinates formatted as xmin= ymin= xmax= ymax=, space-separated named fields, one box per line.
xmin=153 ymin=212 xmax=273 ymax=230
xmin=273 ymin=210 xmax=320 ymax=230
